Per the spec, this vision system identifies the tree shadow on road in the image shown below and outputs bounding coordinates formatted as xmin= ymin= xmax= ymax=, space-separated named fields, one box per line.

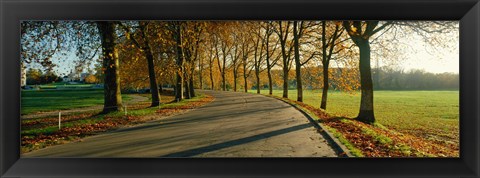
xmin=161 ymin=123 xmax=312 ymax=157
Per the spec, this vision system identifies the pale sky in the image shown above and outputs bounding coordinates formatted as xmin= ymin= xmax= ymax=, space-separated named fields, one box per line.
xmin=373 ymin=23 xmax=459 ymax=74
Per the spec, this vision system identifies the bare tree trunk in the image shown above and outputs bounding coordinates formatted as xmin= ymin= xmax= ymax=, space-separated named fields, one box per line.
xmin=217 ymin=49 xmax=227 ymax=91
xmin=266 ymin=41 xmax=273 ymax=95
xmin=189 ymin=77 xmax=196 ymax=97
xmin=175 ymin=24 xmax=184 ymax=101
xmin=222 ymin=57 xmax=226 ymax=91
xmin=282 ymin=69 xmax=288 ymax=98
xmin=145 ymin=51 xmax=161 ymax=106
xmin=189 ymin=64 xmax=196 ymax=97
xmin=139 ymin=22 xmax=161 ymax=107
xmin=244 ymin=75 xmax=248 ymax=93
xmin=184 ymin=72 xmax=191 ymax=99
xmin=255 ymin=69 xmax=260 ymax=94
xmin=97 ymin=22 xmax=123 ymax=113
xmin=278 ymin=25 xmax=289 ymax=98
xmin=356 ymin=41 xmax=375 ymax=123
xmin=233 ymin=70 xmax=238 ymax=92
xmin=267 ymin=67 xmax=273 ymax=95
xmin=320 ymin=21 xmax=328 ymax=110
xmin=293 ymin=21 xmax=303 ymax=102
xmin=320 ymin=65 xmax=329 ymax=109
xmin=199 ymin=58 xmax=203 ymax=90
xmin=209 ymin=63 xmax=214 ymax=90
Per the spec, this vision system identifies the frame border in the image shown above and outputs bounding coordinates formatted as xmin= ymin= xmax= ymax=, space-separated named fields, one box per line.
xmin=1 ymin=0 xmax=479 ymax=177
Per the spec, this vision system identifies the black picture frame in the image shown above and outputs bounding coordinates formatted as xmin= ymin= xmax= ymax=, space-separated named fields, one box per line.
xmin=1 ymin=0 xmax=479 ymax=177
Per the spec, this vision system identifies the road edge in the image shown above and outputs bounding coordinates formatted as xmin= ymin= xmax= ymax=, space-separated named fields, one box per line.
xmin=266 ymin=95 xmax=353 ymax=157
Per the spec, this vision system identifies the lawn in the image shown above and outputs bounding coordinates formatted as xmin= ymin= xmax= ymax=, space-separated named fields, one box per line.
xmin=249 ymin=89 xmax=459 ymax=145
xmin=21 ymin=89 xmax=131 ymax=115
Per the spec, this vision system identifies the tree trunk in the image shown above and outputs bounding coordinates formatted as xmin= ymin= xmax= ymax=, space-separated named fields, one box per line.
xmin=293 ymin=21 xmax=303 ymax=102
xmin=356 ymin=40 xmax=375 ymax=123
xmin=320 ymin=21 xmax=328 ymax=110
xmin=265 ymin=33 xmax=273 ymax=95
xmin=279 ymin=30 xmax=289 ymax=98
xmin=209 ymin=63 xmax=214 ymax=90
xmin=244 ymin=75 xmax=248 ymax=92
xmin=137 ymin=22 xmax=161 ymax=107
xmin=184 ymin=72 xmax=191 ymax=99
xmin=98 ymin=22 xmax=123 ymax=113
xmin=233 ymin=70 xmax=238 ymax=92
xmin=199 ymin=58 xmax=203 ymax=90
xmin=145 ymin=51 xmax=161 ymax=106
xmin=175 ymin=24 xmax=184 ymax=101
xmin=255 ymin=70 xmax=260 ymax=94
xmin=320 ymin=64 xmax=329 ymax=109
xmin=283 ymin=69 xmax=288 ymax=98
xmin=189 ymin=64 xmax=196 ymax=97
xmin=221 ymin=72 xmax=226 ymax=91
xmin=267 ymin=67 xmax=273 ymax=95
xmin=222 ymin=59 xmax=226 ymax=91
xmin=189 ymin=77 xmax=196 ymax=97
xmin=266 ymin=55 xmax=273 ymax=95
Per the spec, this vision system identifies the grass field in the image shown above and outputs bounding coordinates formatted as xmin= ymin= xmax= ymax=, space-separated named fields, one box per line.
xmin=21 ymin=89 xmax=131 ymax=115
xmin=28 ymin=83 xmax=96 ymax=89
xmin=249 ymin=89 xmax=459 ymax=145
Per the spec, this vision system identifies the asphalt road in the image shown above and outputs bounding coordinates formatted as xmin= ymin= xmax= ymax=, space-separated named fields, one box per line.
xmin=24 ymin=90 xmax=337 ymax=157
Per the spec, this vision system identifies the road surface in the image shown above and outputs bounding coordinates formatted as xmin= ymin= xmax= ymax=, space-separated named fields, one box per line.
xmin=24 ymin=90 xmax=337 ymax=157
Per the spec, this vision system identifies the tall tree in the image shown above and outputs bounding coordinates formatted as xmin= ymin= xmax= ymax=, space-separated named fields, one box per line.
xmin=120 ymin=22 xmax=161 ymax=107
xmin=274 ymin=21 xmax=295 ymax=98
xmin=21 ymin=21 xmax=123 ymax=113
xmin=213 ymin=24 xmax=233 ymax=91
xmin=183 ymin=22 xmax=204 ymax=98
xmin=252 ymin=24 xmax=266 ymax=94
xmin=319 ymin=21 xmax=344 ymax=109
xmin=263 ymin=22 xmax=281 ymax=95
xmin=342 ymin=21 xmax=392 ymax=123
xmin=97 ymin=22 xmax=123 ymax=112
xmin=207 ymin=39 xmax=216 ymax=90
xmin=231 ymin=35 xmax=242 ymax=92
xmin=240 ymin=25 xmax=255 ymax=93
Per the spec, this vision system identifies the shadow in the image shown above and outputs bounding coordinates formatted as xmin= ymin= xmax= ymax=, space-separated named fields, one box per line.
xmin=197 ymin=99 xmax=274 ymax=109
xmin=161 ymin=123 xmax=312 ymax=157
xmin=112 ymin=105 xmax=292 ymax=134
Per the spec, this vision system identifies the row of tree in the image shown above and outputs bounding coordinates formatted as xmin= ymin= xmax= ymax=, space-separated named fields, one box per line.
xmin=25 ymin=68 xmax=63 ymax=85
xmin=372 ymin=68 xmax=459 ymax=90
xmin=21 ymin=21 xmax=457 ymax=124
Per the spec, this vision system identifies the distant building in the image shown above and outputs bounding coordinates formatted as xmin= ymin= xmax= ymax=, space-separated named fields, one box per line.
xmin=64 ymin=70 xmax=89 ymax=82
xmin=63 ymin=76 xmax=72 ymax=82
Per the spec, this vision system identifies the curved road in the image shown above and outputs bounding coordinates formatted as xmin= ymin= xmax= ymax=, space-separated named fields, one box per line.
xmin=24 ymin=90 xmax=337 ymax=157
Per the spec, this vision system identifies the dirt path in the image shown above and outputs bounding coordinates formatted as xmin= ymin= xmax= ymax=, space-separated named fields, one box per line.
xmin=21 ymin=94 xmax=148 ymax=120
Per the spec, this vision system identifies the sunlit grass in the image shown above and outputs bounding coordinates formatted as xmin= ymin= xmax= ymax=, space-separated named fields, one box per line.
xmin=21 ymin=89 xmax=132 ymax=115
xmin=249 ymin=89 xmax=459 ymax=144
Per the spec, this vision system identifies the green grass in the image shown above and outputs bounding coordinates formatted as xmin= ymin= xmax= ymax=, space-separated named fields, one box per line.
xmin=21 ymin=89 xmax=131 ymax=115
xmin=29 ymin=83 xmax=95 ymax=89
xmin=249 ymin=89 xmax=459 ymax=143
